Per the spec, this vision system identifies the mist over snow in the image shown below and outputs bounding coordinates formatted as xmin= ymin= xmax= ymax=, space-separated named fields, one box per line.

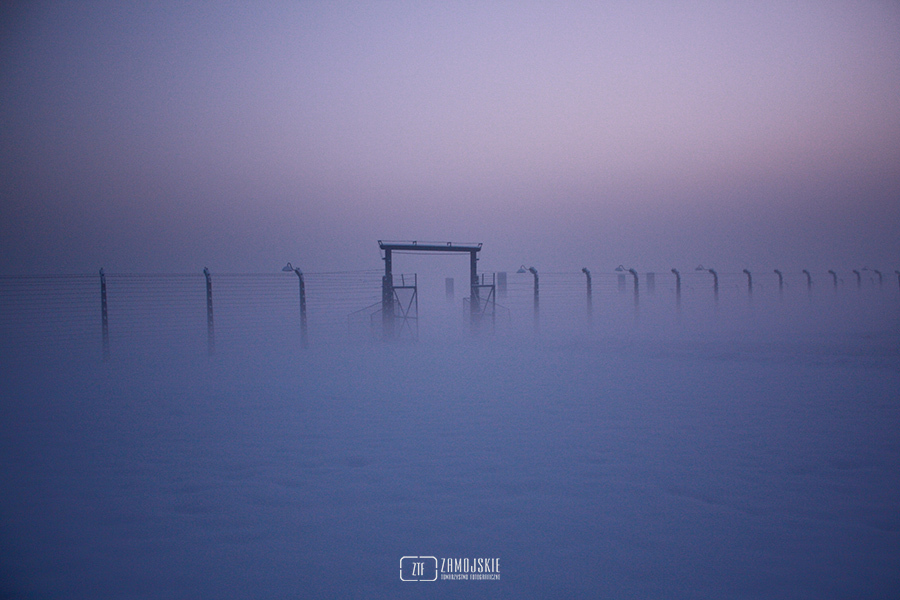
xmin=2 ymin=265 xmax=899 ymax=598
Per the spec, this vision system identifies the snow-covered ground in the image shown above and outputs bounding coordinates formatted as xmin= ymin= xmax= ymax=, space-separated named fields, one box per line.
xmin=1 ymin=283 xmax=899 ymax=598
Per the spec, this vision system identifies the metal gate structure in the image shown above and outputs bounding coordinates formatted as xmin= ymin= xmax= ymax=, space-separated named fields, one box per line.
xmin=390 ymin=273 xmax=418 ymax=340
xmin=378 ymin=241 xmax=483 ymax=340
xmin=464 ymin=273 xmax=504 ymax=332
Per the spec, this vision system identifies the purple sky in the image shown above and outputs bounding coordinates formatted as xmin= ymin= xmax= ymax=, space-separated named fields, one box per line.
xmin=2 ymin=1 xmax=898 ymax=274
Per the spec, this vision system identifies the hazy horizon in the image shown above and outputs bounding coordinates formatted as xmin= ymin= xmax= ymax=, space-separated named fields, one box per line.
xmin=2 ymin=1 xmax=898 ymax=274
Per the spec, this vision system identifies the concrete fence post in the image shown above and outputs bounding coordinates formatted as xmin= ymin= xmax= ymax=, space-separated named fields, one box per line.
xmin=203 ymin=267 xmax=215 ymax=356
xmin=100 ymin=268 xmax=110 ymax=361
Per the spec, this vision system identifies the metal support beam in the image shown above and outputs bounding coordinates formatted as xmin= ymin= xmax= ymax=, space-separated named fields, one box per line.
xmin=378 ymin=241 xmax=482 ymax=254
xmin=469 ymin=249 xmax=479 ymax=324
xmin=382 ymin=248 xmax=393 ymax=340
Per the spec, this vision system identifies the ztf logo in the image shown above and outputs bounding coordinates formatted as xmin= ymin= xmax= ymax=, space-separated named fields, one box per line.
xmin=401 ymin=556 xmax=501 ymax=581
xmin=400 ymin=556 xmax=438 ymax=581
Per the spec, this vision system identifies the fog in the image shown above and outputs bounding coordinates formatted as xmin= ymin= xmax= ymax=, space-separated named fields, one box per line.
xmin=2 ymin=1 xmax=900 ymax=597
xmin=1 ymin=265 xmax=899 ymax=598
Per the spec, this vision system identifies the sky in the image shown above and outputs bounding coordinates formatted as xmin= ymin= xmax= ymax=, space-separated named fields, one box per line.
xmin=1 ymin=0 xmax=899 ymax=275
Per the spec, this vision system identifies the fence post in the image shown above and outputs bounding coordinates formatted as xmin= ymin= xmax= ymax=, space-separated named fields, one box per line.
xmin=671 ymin=268 xmax=681 ymax=311
xmin=203 ymin=267 xmax=215 ymax=356
xmin=616 ymin=265 xmax=639 ymax=319
xmin=629 ymin=269 xmax=639 ymax=316
xmin=296 ymin=269 xmax=308 ymax=348
xmin=100 ymin=268 xmax=110 ymax=361
xmin=282 ymin=262 xmax=309 ymax=348
xmin=581 ymin=268 xmax=592 ymax=324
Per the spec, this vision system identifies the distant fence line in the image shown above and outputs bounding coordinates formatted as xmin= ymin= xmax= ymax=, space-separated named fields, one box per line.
xmin=0 ymin=268 xmax=896 ymax=359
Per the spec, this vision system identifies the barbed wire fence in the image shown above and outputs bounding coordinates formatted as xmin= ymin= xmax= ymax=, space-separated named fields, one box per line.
xmin=0 ymin=268 xmax=896 ymax=360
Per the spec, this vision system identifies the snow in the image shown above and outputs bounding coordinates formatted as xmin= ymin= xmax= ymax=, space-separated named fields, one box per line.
xmin=1 ymin=285 xmax=899 ymax=598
